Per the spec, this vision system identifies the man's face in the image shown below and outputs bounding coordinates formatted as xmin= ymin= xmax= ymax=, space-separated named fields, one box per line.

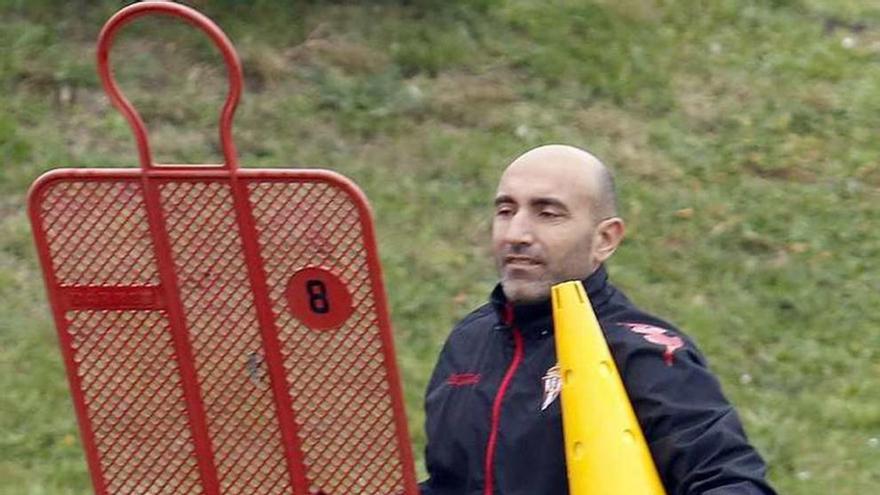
xmin=492 ymin=154 xmax=600 ymax=304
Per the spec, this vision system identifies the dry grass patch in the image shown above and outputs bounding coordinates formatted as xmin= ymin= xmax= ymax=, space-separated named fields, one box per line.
xmin=288 ymin=26 xmax=391 ymax=75
xmin=427 ymin=72 xmax=519 ymax=127
xmin=673 ymin=73 xmax=758 ymax=130
xmin=574 ymin=103 xmax=682 ymax=181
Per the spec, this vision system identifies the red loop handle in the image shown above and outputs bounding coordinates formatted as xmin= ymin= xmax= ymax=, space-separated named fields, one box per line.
xmin=97 ymin=1 xmax=242 ymax=171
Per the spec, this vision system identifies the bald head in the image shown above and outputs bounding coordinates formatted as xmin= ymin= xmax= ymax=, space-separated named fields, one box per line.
xmin=504 ymin=144 xmax=618 ymax=221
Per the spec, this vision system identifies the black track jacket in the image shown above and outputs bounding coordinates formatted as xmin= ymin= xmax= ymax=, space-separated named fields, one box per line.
xmin=420 ymin=265 xmax=776 ymax=495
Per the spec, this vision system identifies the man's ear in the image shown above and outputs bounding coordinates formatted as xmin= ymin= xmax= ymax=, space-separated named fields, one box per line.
xmin=593 ymin=217 xmax=625 ymax=265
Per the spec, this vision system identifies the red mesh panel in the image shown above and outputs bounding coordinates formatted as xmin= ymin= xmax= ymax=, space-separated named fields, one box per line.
xmin=159 ymin=180 xmax=292 ymax=494
xmin=69 ymin=310 xmax=202 ymax=494
xmin=40 ymin=180 xmax=158 ymax=286
xmin=30 ymin=172 xmax=416 ymax=495
xmin=249 ymin=180 xmax=407 ymax=494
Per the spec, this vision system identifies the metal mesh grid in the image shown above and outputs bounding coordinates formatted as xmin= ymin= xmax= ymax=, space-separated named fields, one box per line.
xmin=34 ymin=175 xmax=411 ymax=494
xmin=249 ymin=180 xmax=406 ymax=495
xmin=40 ymin=180 xmax=159 ymax=286
xmin=159 ymin=180 xmax=292 ymax=494
xmin=69 ymin=310 xmax=202 ymax=495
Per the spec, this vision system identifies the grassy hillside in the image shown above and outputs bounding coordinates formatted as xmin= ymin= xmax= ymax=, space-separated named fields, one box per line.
xmin=1 ymin=0 xmax=878 ymax=493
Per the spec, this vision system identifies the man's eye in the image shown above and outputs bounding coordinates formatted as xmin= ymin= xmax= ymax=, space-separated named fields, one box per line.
xmin=539 ymin=210 xmax=562 ymax=218
xmin=496 ymin=207 xmax=514 ymax=216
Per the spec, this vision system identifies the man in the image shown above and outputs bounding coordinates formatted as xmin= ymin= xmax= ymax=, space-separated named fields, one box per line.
xmin=419 ymin=145 xmax=776 ymax=494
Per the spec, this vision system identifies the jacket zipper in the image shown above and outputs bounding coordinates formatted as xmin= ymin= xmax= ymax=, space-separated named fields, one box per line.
xmin=483 ymin=317 xmax=524 ymax=495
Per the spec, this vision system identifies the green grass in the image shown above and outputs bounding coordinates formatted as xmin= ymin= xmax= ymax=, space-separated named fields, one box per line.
xmin=1 ymin=0 xmax=878 ymax=493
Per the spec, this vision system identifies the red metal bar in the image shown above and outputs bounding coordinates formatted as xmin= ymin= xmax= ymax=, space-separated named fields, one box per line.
xmin=96 ymin=1 xmax=242 ymax=171
xmin=27 ymin=179 xmax=110 ymax=495
xmin=140 ymin=176 xmax=222 ymax=494
xmin=345 ymin=180 xmax=421 ymax=494
xmin=94 ymin=5 xmax=243 ymax=489
xmin=229 ymin=175 xmax=312 ymax=495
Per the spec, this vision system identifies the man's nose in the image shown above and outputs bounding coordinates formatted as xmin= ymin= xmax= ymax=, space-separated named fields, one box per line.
xmin=503 ymin=211 xmax=534 ymax=245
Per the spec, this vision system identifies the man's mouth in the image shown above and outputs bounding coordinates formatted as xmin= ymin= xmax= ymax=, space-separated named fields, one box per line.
xmin=504 ymin=256 xmax=542 ymax=267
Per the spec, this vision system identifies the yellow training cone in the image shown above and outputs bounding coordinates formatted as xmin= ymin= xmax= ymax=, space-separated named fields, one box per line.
xmin=551 ymin=281 xmax=666 ymax=495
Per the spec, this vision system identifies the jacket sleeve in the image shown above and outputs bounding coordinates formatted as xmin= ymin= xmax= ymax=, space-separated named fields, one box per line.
xmin=417 ymin=338 xmax=455 ymax=495
xmin=608 ymin=326 xmax=777 ymax=495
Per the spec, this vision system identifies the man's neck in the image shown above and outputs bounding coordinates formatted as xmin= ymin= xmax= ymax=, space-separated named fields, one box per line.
xmin=490 ymin=265 xmax=612 ymax=335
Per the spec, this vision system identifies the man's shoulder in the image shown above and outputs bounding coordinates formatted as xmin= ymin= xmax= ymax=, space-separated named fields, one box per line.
xmin=452 ymin=303 xmax=497 ymax=333
xmin=600 ymin=309 xmax=706 ymax=369
xmin=443 ymin=303 xmax=497 ymax=344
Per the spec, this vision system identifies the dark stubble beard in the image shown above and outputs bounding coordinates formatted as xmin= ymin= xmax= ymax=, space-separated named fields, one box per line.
xmin=499 ymin=270 xmax=553 ymax=304
xmin=498 ymin=250 xmax=596 ymax=305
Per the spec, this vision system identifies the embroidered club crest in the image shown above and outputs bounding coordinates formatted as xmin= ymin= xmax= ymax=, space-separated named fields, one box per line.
xmin=541 ymin=364 xmax=561 ymax=411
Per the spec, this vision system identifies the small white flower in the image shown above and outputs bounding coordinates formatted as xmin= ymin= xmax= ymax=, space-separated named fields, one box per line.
xmin=404 ymin=83 xmax=423 ymax=101
xmin=739 ymin=373 xmax=753 ymax=385
xmin=868 ymin=437 xmax=879 ymax=448
xmin=796 ymin=471 xmax=812 ymax=481
xmin=842 ymin=36 xmax=856 ymax=49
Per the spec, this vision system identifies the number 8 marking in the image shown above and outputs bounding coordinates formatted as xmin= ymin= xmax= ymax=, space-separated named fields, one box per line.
xmin=306 ymin=280 xmax=330 ymax=314
xmin=285 ymin=267 xmax=353 ymax=331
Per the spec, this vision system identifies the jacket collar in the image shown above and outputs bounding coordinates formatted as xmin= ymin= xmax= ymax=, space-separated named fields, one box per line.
xmin=490 ymin=264 xmax=614 ymax=339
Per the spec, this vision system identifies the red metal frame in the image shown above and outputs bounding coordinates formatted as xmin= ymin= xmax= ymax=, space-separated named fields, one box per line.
xmin=96 ymin=1 xmax=242 ymax=171
xmin=28 ymin=2 xmax=418 ymax=494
